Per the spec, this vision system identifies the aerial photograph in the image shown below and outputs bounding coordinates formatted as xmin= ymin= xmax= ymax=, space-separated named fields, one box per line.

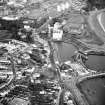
xmin=0 ymin=0 xmax=105 ymax=105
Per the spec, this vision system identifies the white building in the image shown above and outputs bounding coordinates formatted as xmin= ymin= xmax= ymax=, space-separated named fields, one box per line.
xmin=52 ymin=22 xmax=63 ymax=41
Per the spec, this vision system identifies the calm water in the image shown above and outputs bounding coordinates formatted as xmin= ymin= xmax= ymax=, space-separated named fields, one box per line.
xmin=57 ymin=42 xmax=105 ymax=72
xmin=85 ymin=55 xmax=105 ymax=72
xmin=56 ymin=42 xmax=76 ymax=62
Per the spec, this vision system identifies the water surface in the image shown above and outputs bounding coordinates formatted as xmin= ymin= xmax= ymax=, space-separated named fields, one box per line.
xmin=57 ymin=42 xmax=105 ymax=72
